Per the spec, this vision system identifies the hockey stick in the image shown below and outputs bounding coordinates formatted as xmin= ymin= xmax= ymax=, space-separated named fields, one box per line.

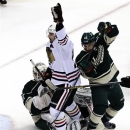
xmin=30 ymin=59 xmax=57 ymax=91
xmin=56 ymin=81 xmax=121 ymax=90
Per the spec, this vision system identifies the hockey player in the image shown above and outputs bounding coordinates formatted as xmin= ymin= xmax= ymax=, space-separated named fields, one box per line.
xmin=75 ymin=22 xmax=124 ymax=130
xmin=46 ymin=3 xmax=82 ymax=130
xmin=21 ymin=62 xmax=55 ymax=130
xmin=120 ymin=76 xmax=130 ymax=88
xmin=0 ymin=0 xmax=7 ymax=4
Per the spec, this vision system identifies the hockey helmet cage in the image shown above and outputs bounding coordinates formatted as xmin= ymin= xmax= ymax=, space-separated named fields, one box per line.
xmin=81 ymin=32 xmax=95 ymax=45
xmin=33 ymin=62 xmax=47 ymax=81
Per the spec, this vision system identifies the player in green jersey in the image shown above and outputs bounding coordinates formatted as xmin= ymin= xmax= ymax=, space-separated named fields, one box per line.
xmin=75 ymin=22 xmax=124 ymax=130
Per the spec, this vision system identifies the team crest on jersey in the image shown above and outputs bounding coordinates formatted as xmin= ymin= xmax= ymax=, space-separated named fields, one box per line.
xmin=46 ymin=47 xmax=55 ymax=63
xmin=91 ymin=45 xmax=104 ymax=67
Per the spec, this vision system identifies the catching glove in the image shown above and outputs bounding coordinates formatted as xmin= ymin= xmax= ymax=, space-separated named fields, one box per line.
xmin=51 ymin=3 xmax=64 ymax=23
xmin=120 ymin=76 xmax=130 ymax=88
xmin=97 ymin=22 xmax=112 ymax=34
xmin=38 ymin=84 xmax=51 ymax=97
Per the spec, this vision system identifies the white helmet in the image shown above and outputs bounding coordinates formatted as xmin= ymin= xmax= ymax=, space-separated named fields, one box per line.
xmin=46 ymin=24 xmax=56 ymax=36
xmin=33 ymin=62 xmax=47 ymax=81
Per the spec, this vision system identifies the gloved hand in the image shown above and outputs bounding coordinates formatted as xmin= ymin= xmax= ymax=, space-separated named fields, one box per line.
xmin=39 ymin=87 xmax=51 ymax=97
xmin=44 ymin=67 xmax=52 ymax=80
xmin=38 ymin=84 xmax=51 ymax=97
xmin=79 ymin=60 xmax=93 ymax=74
xmin=97 ymin=22 xmax=112 ymax=34
xmin=51 ymin=3 xmax=64 ymax=23
xmin=120 ymin=76 xmax=130 ymax=88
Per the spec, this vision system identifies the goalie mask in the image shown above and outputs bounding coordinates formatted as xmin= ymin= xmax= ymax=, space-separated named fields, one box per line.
xmin=33 ymin=62 xmax=47 ymax=81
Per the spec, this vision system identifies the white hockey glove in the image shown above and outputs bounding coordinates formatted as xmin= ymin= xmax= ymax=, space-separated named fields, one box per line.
xmin=67 ymin=120 xmax=81 ymax=130
xmin=33 ymin=94 xmax=51 ymax=110
xmin=38 ymin=84 xmax=51 ymax=97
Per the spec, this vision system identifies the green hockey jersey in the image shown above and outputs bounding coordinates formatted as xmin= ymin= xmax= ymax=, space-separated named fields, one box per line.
xmin=76 ymin=25 xmax=119 ymax=83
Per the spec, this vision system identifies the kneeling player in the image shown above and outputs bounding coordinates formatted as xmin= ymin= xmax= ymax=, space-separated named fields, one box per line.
xmin=21 ymin=62 xmax=55 ymax=130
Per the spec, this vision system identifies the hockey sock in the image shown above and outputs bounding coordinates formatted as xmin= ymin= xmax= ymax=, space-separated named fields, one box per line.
xmin=101 ymin=106 xmax=118 ymax=122
xmin=88 ymin=111 xmax=102 ymax=129
xmin=66 ymin=101 xmax=81 ymax=120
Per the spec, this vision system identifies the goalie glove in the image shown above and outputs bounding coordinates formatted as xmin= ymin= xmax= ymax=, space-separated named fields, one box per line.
xmin=38 ymin=84 xmax=49 ymax=97
xmin=39 ymin=86 xmax=51 ymax=97
xmin=120 ymin=76 xmax=130 ymax=88
xmin=51 ymin=3 xmax=64 ymax=23
xmin=97 ymin=22 xmax=112 ymax=34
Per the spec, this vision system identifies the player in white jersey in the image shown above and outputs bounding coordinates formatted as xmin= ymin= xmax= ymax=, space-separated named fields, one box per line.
xmin=46 ymin=3 xmax=81 ymax=130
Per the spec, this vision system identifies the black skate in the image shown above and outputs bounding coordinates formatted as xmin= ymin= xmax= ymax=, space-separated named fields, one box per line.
xmin=0 ymin=0 xmax=7 ymax=4
xmin=86 ymin=126 xmax=92 ymax=130
xmin=103 ymin=121 xmax=116 ymax=129
xmin=80 ymin=119 xmax=88 ymax=130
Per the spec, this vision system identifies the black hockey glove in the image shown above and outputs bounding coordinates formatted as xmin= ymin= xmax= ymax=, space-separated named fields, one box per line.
xmin=44 ymin=67 xmax=52 ymax=80
xmin=79 ymin=60 xmax=93 ymax=73
xmin=51 ymin=3 xmax=64 ymax=23
xmin=120 ymin=76 xmax=130 ymax=88
xmin=97 ymin=22 xmax=112 ymax=34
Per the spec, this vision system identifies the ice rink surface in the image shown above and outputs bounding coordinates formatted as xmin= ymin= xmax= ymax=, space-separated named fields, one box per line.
xmin=0 ymin=0 xmax=130 ymax=129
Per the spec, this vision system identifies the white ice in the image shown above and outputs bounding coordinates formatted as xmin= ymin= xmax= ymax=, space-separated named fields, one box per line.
xmin=0 ymin=0 xmax=130 ymax=129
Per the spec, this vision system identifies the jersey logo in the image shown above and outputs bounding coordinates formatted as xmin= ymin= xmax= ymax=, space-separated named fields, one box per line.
xmin=91 ymin=45 xmax=104 ymax=67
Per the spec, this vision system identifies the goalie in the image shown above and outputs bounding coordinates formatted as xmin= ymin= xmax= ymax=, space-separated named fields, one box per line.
xmin=21 ymin=62 xmax=55 ymax=130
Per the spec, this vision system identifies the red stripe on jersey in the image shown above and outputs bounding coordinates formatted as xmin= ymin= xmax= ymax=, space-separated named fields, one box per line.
xmin=52 ymin=73 xmax=67 ymax=78
xmin=57 ymin=84 xmax=69 ymax=110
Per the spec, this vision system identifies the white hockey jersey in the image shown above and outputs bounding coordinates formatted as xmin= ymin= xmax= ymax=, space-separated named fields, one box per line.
xmin=46 ymin=26 xmax=81 ymax=86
